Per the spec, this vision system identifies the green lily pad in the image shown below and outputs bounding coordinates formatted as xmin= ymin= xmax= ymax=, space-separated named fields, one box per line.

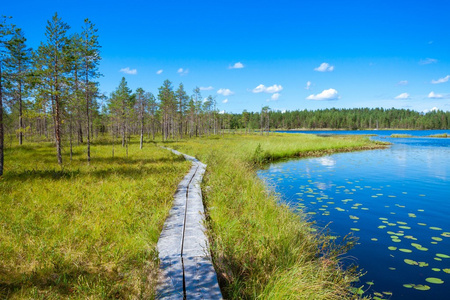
xmin=418 ymin=223 xmax=427 ymax=226
xmin=442 ymin=232 xmax=450 ymax=237
xmin=435 ymin=258 xmax=442 ymax=261
xmin=379 ymin=217 xmax=388 ymax=221
xmin=418 ymin=209 xmax=424 ymax=212
xmin=378 ymin=225 xmax=387 ymax=229
xmin=432 ymin=237 xmax=443 ymax=241
xmin=403 ymin=284 xmax=413 ymax=288
xmin=417 ymin=247 xmax=429 ymax=251
xmin=392 ymin=239 xmax=401 ymax=243
xmin=436 ymin=253 xmax=450 ymax=259
xmin=389 ymin=267 xmax=396 ymax=270
xmin=399 ymin=248 xmax=412 ymax=253
xmin=443 ymin=269 xmax=450 ymax=274
xmin=399 ymin=226 xmax=411 ymax=230
xmin=404 ymin=235 xmax=417 ymax=240
xmin=413 ymin=284 xmax=430 ymax=291
xmin=432 ymin=268 xmax=441 ymax=272
xmin=388 ymin=246 xmax=397 ymax=251
xmin=350 ymin=228 xmax=360 ymax=231
xmin=430 ymin=227 xmax=442 ymax=231
xmin=408 ymin=213 xmax=417 ymax=218
xmin=349 ymin=215 xmax=359 ymax=220
xmin=366 ymin=281 xmax=374 ymax=285
xmin=425 ymin=277 xmax=444 ymax=284
xmin=404 ymin=259 xmax=418 ymax=265
xmin=418 ymin=262 xmax=429 ymax=267
xmin=371 ymin=238 xmax=378 ymax=241
xmin=397 ymin=221 xmax=408 ymax=225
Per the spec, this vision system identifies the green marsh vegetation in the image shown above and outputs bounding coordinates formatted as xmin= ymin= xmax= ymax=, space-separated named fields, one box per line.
xmin=0 ymin=139 xmax=190 ymax=299
xmin=168 ymin=133 xmax=386 ymax=299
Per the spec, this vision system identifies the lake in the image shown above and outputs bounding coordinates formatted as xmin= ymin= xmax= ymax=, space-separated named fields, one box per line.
xmin=258 ymin=130 xmax=450 ymax=299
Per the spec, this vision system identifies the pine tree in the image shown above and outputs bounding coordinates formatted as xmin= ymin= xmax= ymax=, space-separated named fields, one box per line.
xmin=4 ymin=28 xmax=33 ymax=145
xmin=36 ymin=13 xmax=71 ymax=164
xmin=0 ymin=16 xmax=15 ymax=176
xmin=81 ymin=18 xmax=101 ymax=162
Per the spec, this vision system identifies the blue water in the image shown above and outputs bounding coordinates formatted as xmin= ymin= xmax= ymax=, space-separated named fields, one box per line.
xmin=258 ymin=130 xmax=450 ymax=299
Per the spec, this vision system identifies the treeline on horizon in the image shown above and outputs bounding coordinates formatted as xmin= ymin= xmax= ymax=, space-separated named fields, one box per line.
xmin=1 ymin=14 xmax=449 ymax=175
xmin=236 ymin=107 xmax=450 ymax=131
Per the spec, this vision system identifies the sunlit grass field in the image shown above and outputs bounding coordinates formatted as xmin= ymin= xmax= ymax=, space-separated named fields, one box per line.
xmin=0 ymin=139 xmax=190 ymax=299
xmin=0 ymin=133 xmax=384 ymax=299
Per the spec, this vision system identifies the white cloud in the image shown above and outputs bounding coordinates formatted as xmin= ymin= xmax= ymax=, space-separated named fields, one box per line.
xmin=217 ymin=88 xmax=234 ymax=96
xmin=229 ymin=62 xmax=244 ymax=69
xmin=177 ymin=68 xmax=189 ymax=75
xmin=306 ymin=88 xmax=340 ymax=101
xmin=431 ymin=75 xmax=450 ymax=84
xmin=200 ymin=86 xmax=214 ymax=91
xmin=394 ymin=93 xmax=410 ymax=99
xmin=419 ymin=58 xmax=438 ymax=65
xmin=423 ymin=107 xmax=439 ymax=113
xmin=428 ymin=91 xmax=443 ymax=99
xmin=156 ymin=69 xmax=163 ymax=75
xmin=219 ymin=110 xmax=225 ymax=114
xmin=314 ymin=62 xmax=334 ymax=72
xmin=305 ymin=81 xmax=312 ymax=90
xmin=120 ymin=67 xmax=137 ymax=75
xmin=222 ymin=99 xmax=228 ymax=103
xmin=397 ymin=80 xmax=408 ymax=86
xmin=271 ymin=93 xmax=280 ymax=101
xmin=252 ymin=84 xmax=283 ymax=93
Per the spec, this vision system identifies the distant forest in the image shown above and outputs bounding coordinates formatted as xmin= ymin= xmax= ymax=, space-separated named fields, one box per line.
xmin=231 ymin=108 xmax=450 ymax=131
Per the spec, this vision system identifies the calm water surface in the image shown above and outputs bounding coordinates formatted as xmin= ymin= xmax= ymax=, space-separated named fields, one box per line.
xmin=258 ymin=130 xmax=450 ymax=299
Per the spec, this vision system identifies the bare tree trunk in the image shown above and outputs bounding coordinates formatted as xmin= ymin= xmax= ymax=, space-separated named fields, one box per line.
xmin=18 ymin=76 xmax=23 ymax=145
xmin=0 ymin=62 xmax=4 ymax=176
xmin=86 ymin=70 xmax=91 ymax=163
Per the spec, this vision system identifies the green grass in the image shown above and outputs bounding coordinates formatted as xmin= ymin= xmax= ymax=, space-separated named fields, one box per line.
xmin=0 ymin=139 xmax=191 ymax=299
xmin=390 ymin=134 xmax=412 ymax=138
xmin=167 ymin=133 xmax=384 ymax=299
xmin=429 ymin=133 xmax=448 ymax=138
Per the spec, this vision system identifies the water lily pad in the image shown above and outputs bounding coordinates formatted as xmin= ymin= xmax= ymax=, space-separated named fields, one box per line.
xmin=432 ymin=268 xmax=441 ymax=272
xmin=379 ymin=217 xmax=388 ymax=221
xmin=425 ymin=277 xmax=444 ymax=284
xmin=413 ymin=284 xmax=430 ymax=291
xmin=403 ymin=284 xmax=413 ymax=288
xmin=366 ymin=281 xmax=374 ymax=285
xmin=404 ymin=259 xmax=418 ymax=265
xmin=418 ymin=262 xmax=429 ymax=267
xmin=418 ymin=223 xmax=427 ymax=226
xmin=378 ymin=225 xmax=387 ymax=229
xmin=435 ymin=258 xmax=442 ymax=261
xmin=399 ymin=248 xmax=412 ymax=253
xmin=392 ymin=239 xmax=401 ymax=243
xmin=432 ymin=237 xmax=443 ymax=242
xmin=350 ymin=228 xmax=360 ymax=231
xmin=443 ymin=268 xmax=450 ymax=274
xmin=418 ymin=209 xmax=424 ymax=212
xmin=387 ymin=223 xmax=397 ymax=226
xmin=399 ymin=226 xmax=411 ymax=230
xmin=371 ymin=238 xmax=378 ymax=241
xmin=397 ymin=221 xmax=408 ymax=225
xmin=430 ymin=227 xmax=442 ymax=231
xmin=404 ymin=235 xmax=417 ymax=240
xmin=349 ymin=215 xmax=359 ymax=220
xmin=388 ymin=246 xmax=397 ymax=251
xmin=436 ymin=253 xmax=450 ymax=259
xmin=389 ymin=267 xmax=396 ymax=270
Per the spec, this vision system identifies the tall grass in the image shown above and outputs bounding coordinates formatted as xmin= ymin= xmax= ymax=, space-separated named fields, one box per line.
xmin=0 ymin=139 xmax=190 ymax=299
xmin=168 ymin=133 xmax=383 ymax=299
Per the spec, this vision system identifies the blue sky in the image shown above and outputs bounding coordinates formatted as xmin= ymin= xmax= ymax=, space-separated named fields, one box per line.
xmin=4 ymin=0 xmax=450 ymax=113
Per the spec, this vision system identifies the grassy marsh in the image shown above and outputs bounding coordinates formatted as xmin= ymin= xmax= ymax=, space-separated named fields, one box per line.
xmin=168 ymin=133 xmax=386 ymax=299
xmin=0 ymin=140 xmax=190 ymax=299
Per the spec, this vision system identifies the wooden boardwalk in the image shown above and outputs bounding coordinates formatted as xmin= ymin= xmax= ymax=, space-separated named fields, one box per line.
xmin=156 ymin=148 xmax=222 ymax=300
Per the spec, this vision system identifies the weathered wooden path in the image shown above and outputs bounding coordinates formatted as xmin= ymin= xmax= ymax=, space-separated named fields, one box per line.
xmin=156 ymin=148 xmax=222 ymax=299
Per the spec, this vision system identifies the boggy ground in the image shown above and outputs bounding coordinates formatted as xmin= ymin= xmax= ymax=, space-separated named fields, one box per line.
xmin=0 ymin=133 xmax=384 ymax=299
xmin=167 ymin=133 xmax=386 ymax=299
